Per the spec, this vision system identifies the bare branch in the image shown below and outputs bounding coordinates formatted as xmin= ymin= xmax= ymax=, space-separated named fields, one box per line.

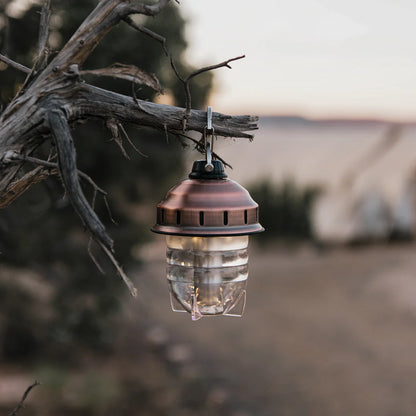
xmin=47 ymin=109 xmax=139 ymax=296
xmin=81 ymin=63 xmax=163 ymax=93
xmin=186 ymin=55 xmax=245 ymax=82
xmin=0 ymin=166 xmax=50 ymax=209
xmin=8 ymin=381 xmax=40 ymax=416
xmin=88 ymin=237 xmax=106 ymax=275
xmin=37 ymin=0 xmax=51 ymax=66
xmin=73 ymin=84 xmax=258 ymax=139
xmin=119 ymin=123 xmax=148 ymax=157
xmin=123 ymin=17 xmax=183 ymax=83
xmin=124 ymin=0 xmax=172 ymax=15
xmin=98 ymin=240 xmax=138 ymax=297
xmin=31 ymin=0 xmax=173 ymax=83
xmin=0 ymin=54 xmax=30 ymax=74
xmin=183 ymin=55 xmax=245 ymax=120
xmin=13 ymin=154 xmax=108 ymax=196
xmin=106 ymin=118 xmax=130 ymax=159
xmin=123 ymin=17 xmax=246 ymax=129
xmin=104 ymin=195 xmax=118 ymax=225
xmin=48 ymin=108 xmax=114 ymax=251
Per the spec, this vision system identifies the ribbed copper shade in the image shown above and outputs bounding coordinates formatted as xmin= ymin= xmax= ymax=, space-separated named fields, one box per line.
xmin=152 ymin=160 xmax=264 ymax=237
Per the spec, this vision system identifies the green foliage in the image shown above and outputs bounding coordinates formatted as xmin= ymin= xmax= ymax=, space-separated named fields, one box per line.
xmin=0 ymin=1 xmax=212 ymax=359
xmin=249 ymin=179 xmax=320 ymax=241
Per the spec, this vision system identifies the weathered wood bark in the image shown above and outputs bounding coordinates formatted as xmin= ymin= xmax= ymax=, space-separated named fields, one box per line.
xmin=0 ymin=0 xmax=258 ymax=294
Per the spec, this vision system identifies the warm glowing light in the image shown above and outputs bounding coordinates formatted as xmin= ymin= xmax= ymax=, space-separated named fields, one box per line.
xmin=166 ymin=236 xmax=249 ymax=320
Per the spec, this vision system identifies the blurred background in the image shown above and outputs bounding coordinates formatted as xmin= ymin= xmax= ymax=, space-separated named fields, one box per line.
xmin=2 ymin=1 xmax=416 ymax=415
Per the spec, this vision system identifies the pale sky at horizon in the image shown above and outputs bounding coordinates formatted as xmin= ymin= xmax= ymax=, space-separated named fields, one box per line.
xmin=180 ymin=0 xmax=416 ymax=121
xmin=6 ymin=0 xmax=416 ymax=121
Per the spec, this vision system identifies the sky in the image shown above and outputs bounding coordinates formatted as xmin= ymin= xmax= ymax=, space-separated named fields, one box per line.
xmin=6 ymin=0 xmax=416 ymax=121
xmin=180 ymin=0 xmax=416 ymax=121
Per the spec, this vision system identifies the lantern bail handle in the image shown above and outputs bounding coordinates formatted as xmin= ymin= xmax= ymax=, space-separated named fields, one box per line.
xmin=204 ymin=106 xmax=214 ymax=172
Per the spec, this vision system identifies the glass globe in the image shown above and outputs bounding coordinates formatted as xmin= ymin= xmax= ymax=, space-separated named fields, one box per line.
xmin=166 ymin=235 xmax=249 ymax=320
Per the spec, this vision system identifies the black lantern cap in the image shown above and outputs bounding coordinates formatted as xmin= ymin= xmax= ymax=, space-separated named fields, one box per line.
xmin=188 ymin=160 xmax=228 ymax=180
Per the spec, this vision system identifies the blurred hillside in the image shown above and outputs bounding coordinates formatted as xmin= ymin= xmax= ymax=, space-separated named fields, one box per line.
xmin=196 ymin=117 xmax=416 ymax=243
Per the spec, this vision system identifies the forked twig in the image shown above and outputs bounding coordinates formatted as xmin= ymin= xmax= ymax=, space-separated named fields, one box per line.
xmin=124 ymin=17 xmax=245 ymax=130
xmin=183 ymin=55 xmax=245 ymax=121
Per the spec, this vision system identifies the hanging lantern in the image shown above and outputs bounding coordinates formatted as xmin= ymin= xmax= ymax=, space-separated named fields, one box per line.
xmin=151 ymin=108 xmax=264 ymax=320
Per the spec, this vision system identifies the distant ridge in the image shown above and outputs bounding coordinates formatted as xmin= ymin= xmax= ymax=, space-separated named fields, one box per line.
xmin=260 ymin=115 xmax=416 ymax=126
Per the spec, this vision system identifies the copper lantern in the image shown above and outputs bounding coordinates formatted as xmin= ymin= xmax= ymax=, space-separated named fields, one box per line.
xmin=152 ymin=152 xmax=264 ymax=321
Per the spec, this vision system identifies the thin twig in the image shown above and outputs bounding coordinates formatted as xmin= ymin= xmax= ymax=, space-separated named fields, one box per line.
xmin=18 ymin=154 xmax=116 ymax=228
xmin=98 ymin=241 xmax=138 ymax=298
xmin=124 ymin=0 xmax=172 ymax=17
xmin=13 ymin=154 xmax=108 ymax=196
xmin=183 ymin=55 xmax=245 ymax=122
xmin=185 ymin=55 xmax=245 ymax=82
xmin=123 ymin=17 xmax=183 ymax=82
xmin=123 ymin=17 xmax=246 ymax=130
xmin=0 ymin=54 xmax=30 ymax=74
xmin=163 ymin=124 xmax=169 ymax=144
xmin=87 ymin=188 xmax=106 ymax=274
xmin=106 ymin=118 xmax=130 ymax=160
xmin=170 ymin=130 xmax=232 ymax=169
xmin=88 ymin=237 xmax=106 ymax=275
xmin=9 ymin=381 xmax=40 ymax=416
xmin=119 ymin=123 xmax=148 ymax=158
xmin=103 ymin=195 xmax=118 ymax=225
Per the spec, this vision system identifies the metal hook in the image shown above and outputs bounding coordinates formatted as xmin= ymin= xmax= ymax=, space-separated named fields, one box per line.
xmin=205 ymin=106 xmax=214 ymax=172
xmin=207 ymin=106 xmax=213 ymax=130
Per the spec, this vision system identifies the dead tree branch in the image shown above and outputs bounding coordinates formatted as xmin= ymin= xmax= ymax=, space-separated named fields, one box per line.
xmin=48 ymin=108 xmax=114 ymax=252
xmin=0 ymin=0 xmax=258 ymax=294
xmin=123 ymin=16 xmax=183 ymax=84
xmin=124 ymin=17 xmax=245 ymax=129
xmin=36 ymin=0 xmax=51 ymax=68
xmin=12 ymin=154 xmax=108 ymax=196
xmin=80 ymin=64 xmax=163 ymax=93
xmin=183 ymin=55 xmax=246 ymax=121
xmin=8 ymin=381 xmax=40 ymax=416
xmin=0 ymin=54 xmax=30 ymax=74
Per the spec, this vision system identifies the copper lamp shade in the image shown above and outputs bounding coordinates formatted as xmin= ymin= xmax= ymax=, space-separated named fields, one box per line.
xmin=152 ymin=160 xmax=264 ymax=237
xmin=151 ymin=159 xmax=264 ymax=321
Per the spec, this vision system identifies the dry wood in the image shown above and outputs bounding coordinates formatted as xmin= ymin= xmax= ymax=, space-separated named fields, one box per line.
xmin=8 ymin=381 xmax=40 ymax=416
xmin=81 ymin=63 xmax=163 ymax=93
xmin=0 ymin=0 xmax=258 ymax=294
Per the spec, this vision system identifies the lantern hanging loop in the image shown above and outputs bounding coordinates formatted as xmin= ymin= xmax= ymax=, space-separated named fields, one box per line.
xmin=204 ymin=106 xmax=215 ymax=172
xmin=207 ymin=105 xmax=213 ymax=130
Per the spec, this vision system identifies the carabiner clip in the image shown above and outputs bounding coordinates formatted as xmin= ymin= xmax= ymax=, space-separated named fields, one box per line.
xmin=204 ymin=106 xmax=214 ymax=172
